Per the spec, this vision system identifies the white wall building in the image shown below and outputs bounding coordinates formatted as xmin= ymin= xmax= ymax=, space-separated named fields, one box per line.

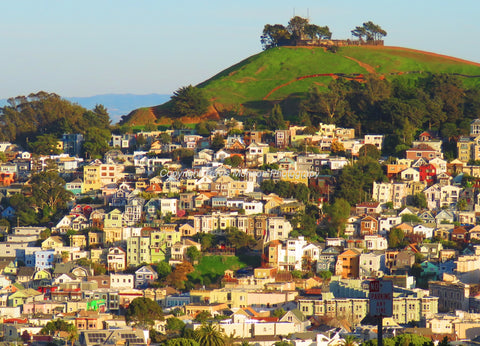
xmin=110 ymin=274 xmax=135 ymax=289
xmin=160 ymin=198 xmax=178 ymax=217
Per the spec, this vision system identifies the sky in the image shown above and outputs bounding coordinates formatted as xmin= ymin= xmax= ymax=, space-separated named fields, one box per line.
xmin=1 ymin=0 xmax=479 ymax=99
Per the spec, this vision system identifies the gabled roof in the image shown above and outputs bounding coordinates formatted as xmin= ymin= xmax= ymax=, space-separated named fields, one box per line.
xmin=408 ymin=143 xmax=436 ymax=152
xmin=53 ymin=262 xmax=76 ymax=275
xmin=281 ymin=308 xmax=307 ymax=322
xmin=17 ymin=267 xmax=35 ymax=277
xmin=136 ymin=265 xmax=156 ymax=274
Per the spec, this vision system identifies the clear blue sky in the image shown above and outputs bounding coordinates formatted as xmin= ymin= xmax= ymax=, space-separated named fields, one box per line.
xmin=1 ymin=0 xmax=479 ymax=99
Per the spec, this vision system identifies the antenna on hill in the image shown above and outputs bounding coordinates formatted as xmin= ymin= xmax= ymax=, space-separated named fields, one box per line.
xmin=293 ymin=8 xmax=295 ymax=17
xmin=307 ymin=8 xmax=310 ymax=20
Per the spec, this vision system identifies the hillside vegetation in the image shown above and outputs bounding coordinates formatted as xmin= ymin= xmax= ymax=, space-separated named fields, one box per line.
xmin=124 ymin=45 xmax=480 ymax=125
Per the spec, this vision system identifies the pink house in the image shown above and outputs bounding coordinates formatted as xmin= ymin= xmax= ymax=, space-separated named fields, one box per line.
xmin=23 ymin=301 xmax=65 ymax=315
xmin=406 ymin=144 xmax=443 ymax=160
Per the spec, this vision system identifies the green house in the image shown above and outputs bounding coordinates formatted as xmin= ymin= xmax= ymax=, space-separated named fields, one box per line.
xmin=87 ymin=299 xmax=106 ymax=311
xmin=8 ymin=288 xmax=43 ymax=307
xmin=150 ymin=230 xmax=181 ymax=263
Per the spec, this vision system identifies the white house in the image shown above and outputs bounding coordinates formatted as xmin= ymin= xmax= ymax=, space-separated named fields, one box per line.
xmin=325 ymin=238 xmax=346 ymax=247
xmin=378 ymin=216 xmax=402 ymax=235
xmin=413 ymin=224 xmax=434 ymax=239
xmin=400 ymin=167 xmax=420 ymax=182
xmin=364 ymin=235 xmax=388 ymax=251
xmin=264 ymin=217 xmax=293 ymax=242
xmin=160 ymin=198 xmax=178 ymax=217
xmin=359 ymin=252 xmax=386 ymax=278
xmin=277 ymin=236 xmax=308 ymax=271
xmin=424 ymin=184 xmax=441 ymax=210
xmin=110 ymin=274 xmax=135 ymax=289
xmin=429 ymin=157 xmax=447 ymax=174
xmin=440 ymin=185 xmax=462 ymax=208
xmin=107 ymin=247 xmax=127 ymax=272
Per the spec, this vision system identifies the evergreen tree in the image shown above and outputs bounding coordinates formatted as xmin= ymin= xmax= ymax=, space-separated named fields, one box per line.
xmin=268 ymin=104 xmax=287 ymax=130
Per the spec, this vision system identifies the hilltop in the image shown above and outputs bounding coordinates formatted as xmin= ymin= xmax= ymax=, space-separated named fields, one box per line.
xmin=122 ymin=45 xmax=480 ymax=126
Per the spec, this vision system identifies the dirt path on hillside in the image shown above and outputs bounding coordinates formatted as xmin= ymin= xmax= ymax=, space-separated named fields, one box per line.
xmin=263 ymin=73 xmax=365 ymax=100
xmin=344 ymin=56 xmax=377 ymax=73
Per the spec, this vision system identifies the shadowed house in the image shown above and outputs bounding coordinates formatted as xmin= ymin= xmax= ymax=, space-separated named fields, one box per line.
xmin=360 ymin=216 xmax=378 ymax=236
xmin=335 ymin=249 xmax=361 ymax=279
xmin=390 ymin=249 xmax=416 ymax=275
xmin=451 ymin=226 xmax=468 ymax=243
xmin=135 ymin=265 xmax=158 ymax=288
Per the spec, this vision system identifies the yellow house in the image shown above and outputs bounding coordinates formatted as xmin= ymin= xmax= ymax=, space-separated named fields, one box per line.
xmin=83 ymin=163 xmax=102 ymax=193
xmin=263 ymin=194 xmax=283 ymax=215
xmin=104 ymin=209 xmax=124 ymax=228
xmin=190 ymin=288 xmax=250 ymax=308
xmin=70 ymin=234 xmax=87 ymax=248
xmin=41 ymin=236 xmax=65 ymax=250
xmin=279 ymin=170 xmax=309 ymax=185
xmin=103 ymin=228 xmax=123 ymax=244
xmin=82 ymin=162 xmax=124 ymax=193
xmin=88 ymin=231 xmax=104 ymax=248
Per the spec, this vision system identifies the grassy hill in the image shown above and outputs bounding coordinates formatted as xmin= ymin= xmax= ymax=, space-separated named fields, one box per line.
xmin=124 ymin=45 xmax=480 ymax=125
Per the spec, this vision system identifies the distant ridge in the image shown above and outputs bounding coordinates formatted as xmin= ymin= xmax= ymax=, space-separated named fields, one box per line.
xmin=0 ymin=93 xmax=171 ymax=124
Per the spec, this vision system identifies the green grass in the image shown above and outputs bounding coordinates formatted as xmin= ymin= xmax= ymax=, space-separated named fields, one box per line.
xmin=189 ymin=255 xmax=245 ymax=279
xmin=128 ymin=45 xmax=480 ymax=123
xmin=200 ymin=46 xmax=480 ymax=113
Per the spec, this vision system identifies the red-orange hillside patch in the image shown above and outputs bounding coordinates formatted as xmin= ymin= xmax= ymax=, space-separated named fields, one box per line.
xmin=344 ymin=56 xmax=377 ymax=74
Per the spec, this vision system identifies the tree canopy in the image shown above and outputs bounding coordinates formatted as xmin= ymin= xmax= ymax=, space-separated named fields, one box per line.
xmin=29 ymin=134 xmax=62 ymax=155
xmin=29 ymin=170 xmax=74 ymax=222
xmin=261 ymin=16 xmax=331 ymax=49
xmin=125 ymin=297 xmax=164 ymax=327
xmin=0 ymin=92 xmax=110 ymax=144
xmin=40 ymin=319 xmax=76 ymax=335
xmin=171 ymin=85 xmax=209 ymax=118
xmin=193 ymin=324 xmax=226 ymax=346
xmin=351 ymin=21 xmax=387 ymax=41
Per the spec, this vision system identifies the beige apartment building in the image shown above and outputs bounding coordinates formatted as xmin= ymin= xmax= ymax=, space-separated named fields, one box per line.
xmin=298 ymin=296 xmax=438 ymax=325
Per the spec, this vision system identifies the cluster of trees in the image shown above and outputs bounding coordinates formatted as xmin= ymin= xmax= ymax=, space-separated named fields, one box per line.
xmin=0 ymin=92 xmax=111 ymax=158
xmin=261 ymin=16 xmax=386 ymax=50
xmin=261 ymin=16 xmax=332 ymax=50
xmin=351 ymin=21 xmax=387 ymax=41
xmin=299 ymin=73 xmax=480 ymax=158
xmin=260 ymin=180 xmax=310 ymax=203
xmin=361 ymin=334 xmax=451 ymax=346
xmin=40 ymin=319 xmax=79 ymax=346
xmin=5 ymin=170 xmax=73 ymax=226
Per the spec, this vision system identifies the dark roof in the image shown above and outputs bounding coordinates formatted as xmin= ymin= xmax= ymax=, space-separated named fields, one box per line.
xmin=275 ymin=271 xmax=293 ymax=282
xmin=53 ymin=262 xmax=76 ymax=275
xmin=17 ymin=267 xmax=35 ymax=277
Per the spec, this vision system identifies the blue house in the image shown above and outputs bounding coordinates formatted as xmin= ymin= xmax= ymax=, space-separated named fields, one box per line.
xmin=35 ymin=250 xmax=55 ymax=270
xmin=65 ymin=178 xmax=83 ymax=195
xmin=1 ymin=206 xmax=15 ymax=219
xmin=438 ymin=259 xmax=456 ymax=277
xmin=62 ymin=133 xmax=84 ymax=156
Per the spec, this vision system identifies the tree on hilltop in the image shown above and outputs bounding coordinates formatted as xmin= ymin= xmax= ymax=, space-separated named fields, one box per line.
xmin=261 ymin=24 xmax=291 ymax=50
xmin=304 ymin=24 xmax=332 ymax=40
xmin=351 ymin=21 xmax=387 ymax=41
xmin=287 ymin=16 xmax=309 ymax=40
xmin=261 ymin=16 xmax=332 ymax=50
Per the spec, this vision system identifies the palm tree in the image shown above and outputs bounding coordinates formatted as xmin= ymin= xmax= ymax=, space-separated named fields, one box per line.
xmin=67 ymin=326 xmax=79 ymax=346
xmin=341 ymin=335 xmax=358 ymax=346
xmin=238 ymin=342 xmax=252 ymax=346
xmin=194 ymin=323 xmax=225 ymax=346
